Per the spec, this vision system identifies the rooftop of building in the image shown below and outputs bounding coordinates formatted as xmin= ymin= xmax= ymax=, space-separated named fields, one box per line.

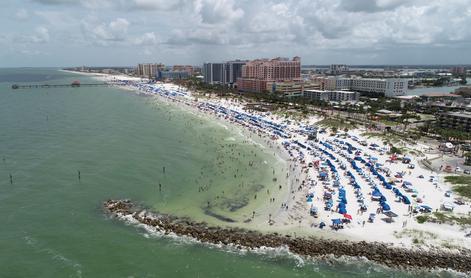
xmin=444 ymin=111 xmax=471 ymax=118
xmin=394 ymin=95 xmax=420 ymax=100
xmin=304 ymin=89 xmax=357 ymax=94
xmin=421 ymin=93 xmax=462 ymax=98
xmin=377 ymin=109 xmax=394 ymax=114
xmin=246 ymin=57 xmax=301 ymax=64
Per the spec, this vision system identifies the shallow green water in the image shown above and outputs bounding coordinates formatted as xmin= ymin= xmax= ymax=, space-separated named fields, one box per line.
xmin=0 ymin=69 xmax=452 ymax=277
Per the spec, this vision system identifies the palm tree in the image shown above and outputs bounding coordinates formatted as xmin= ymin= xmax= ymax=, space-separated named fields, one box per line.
xmin=465 ymin=152 xmax=471 ymax=166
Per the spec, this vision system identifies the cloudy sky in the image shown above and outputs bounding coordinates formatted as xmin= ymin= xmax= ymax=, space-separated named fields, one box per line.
xmin=1 ymin=0 xmax=471 ymax=67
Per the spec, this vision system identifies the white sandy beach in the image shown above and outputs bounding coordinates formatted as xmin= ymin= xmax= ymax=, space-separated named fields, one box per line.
xmin=70 ymin=70 xmax=471 ymax=252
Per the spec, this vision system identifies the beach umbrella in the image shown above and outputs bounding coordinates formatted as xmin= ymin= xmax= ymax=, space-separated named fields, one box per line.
xmin=332 ymin=219 xmax=342 ymax=225
xmin=381 ymin=201 xmax=391 ymax=210
xmin=403 ymin=196 xmax=411 ymax=205
xmin=420 ymin=205 xmax=432 ymax=211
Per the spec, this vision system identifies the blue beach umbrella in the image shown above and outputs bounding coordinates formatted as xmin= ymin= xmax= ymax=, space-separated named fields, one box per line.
xmin=332 ymin=219 xmax=342 ymax=225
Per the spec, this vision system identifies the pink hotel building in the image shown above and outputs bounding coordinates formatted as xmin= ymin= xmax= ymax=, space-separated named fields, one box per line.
xmin=237 ymin=57 xmax=302 ymax=93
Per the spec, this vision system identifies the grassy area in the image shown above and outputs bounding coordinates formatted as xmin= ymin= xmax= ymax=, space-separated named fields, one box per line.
xmin=360 ymin=132 xmax=402 ymax=144
xmin=317 ymin=118 xmax=357 ymax=131
xmin=272 ymin=109 xmax=309 ymax=121
xmin=415 ymin=212 xmax=471 ymax=226
xmin=393 ymin=229 xmax=438 ymax=245
xmin=418 ymin=114 xmax=435 ymax=121
xmin=444 ymin=176 xmax=471 ymax=199
xmin=434 ymin=212 xmax=471 ymax=225
xmin=359 ymin=132 xmax=425 ymax=157
xmin=440 ymin=240 xmax=462 ymax=250
xmin=379 ymin=119 xmax=400 ymax=127
xmin=416 ymin=215 xmax=429 ymax=224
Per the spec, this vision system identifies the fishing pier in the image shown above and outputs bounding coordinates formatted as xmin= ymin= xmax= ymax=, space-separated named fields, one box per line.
xmin=11 ymin=80 xmax=109 ymax=89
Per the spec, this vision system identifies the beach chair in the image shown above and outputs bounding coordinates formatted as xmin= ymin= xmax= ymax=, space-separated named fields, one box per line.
xmin=368 ymin=213 xmax=376 ymax=223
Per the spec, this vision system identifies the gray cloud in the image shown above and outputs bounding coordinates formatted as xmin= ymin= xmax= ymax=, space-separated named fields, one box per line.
xmin=32 ymin=0 xmax=189 ymax=10
xmin=339 ymin=0 xmax=408 ymax=13
xmin=14 ymin=26 xmax=50 ymax=43
xmin=4 ymin=0 xmax=471 ymax=66
xmin=130 ymin=0 xmax=187 ymax=11
xmin=15 ymin=9 xmax=29 ymax=20
xmin=32 ymin=0 xmax=77 ymax=4
xmin=133 ymin=32 xmax=159 ymax=45
xmin=81 ymin=17 xmax=130 ymax=45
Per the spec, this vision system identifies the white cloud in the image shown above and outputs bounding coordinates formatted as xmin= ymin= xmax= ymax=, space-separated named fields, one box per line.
xmin=133 ymin=32 xmax=159 ymax=45
xmin=81 ymin=18 xmax=130 ymax=44
xmin=130 ymin=0 xmax=184 ymax=10
xmin=33 ymin=0 xmax=76 ymax=4
xmin=193 ymin=0 xmax=244 ymax=24
xmin=8 ymin=0 xmax=471 ymax=65
xmin=34 ymin=26 xmax=50 ymax=43
xmin=0 ymin=34 xmax=7 ymax=44
xmin=20 ymin=49 xmax=43 ymax=55
xmin=35 ymin=10 xmax=76 ymax=26
xmin=32 ymin=0 xmax=186 ymax=10
xmin=143 ymin=48 xmax=153 ymax=55
xmin=15 ymin=9 xmax=29 ymax=20
xmin=168 ymin=28 xmax=229 ymax=45
xmin=14 ymin=26 xmax=50 ymax=44
xmin=32 ymin=0 xmax=113 ymax=8
xmin=109 ymin=18 xmax=129 ymax=34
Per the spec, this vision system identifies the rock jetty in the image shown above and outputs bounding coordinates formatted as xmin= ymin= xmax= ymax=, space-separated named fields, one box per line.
xmin=104 ymin=199 xmax=471 ymax=273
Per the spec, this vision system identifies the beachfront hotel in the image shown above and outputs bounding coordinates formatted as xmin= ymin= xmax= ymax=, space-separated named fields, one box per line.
xmin=136 ymin=63 xmax=165 ymax=78
xmin=351 ymin=78 xmax=407 ymax=97
xmin=270 ymin=81 xmax=321 ymax=97
xmin=312 ymin=76 xmax=408 ymax=97
xmin=172 ymin=65 xmax=194 ymax=75
xmin=438 ymin=111 xmax=471 ymax=132
xmin=202 ymin=60 xmax=247 ymax=87
xmin=156 ymin=70 xmax=190 ymax=80
xmin=203 ymin=63 xmax=225 ymax=85
xmin=237 ymin=57 xmax=302 ymax=93
xmin=304 ymin=90 xmax=360 ymax=102
xmin=329 ymin=64 xmax=350 ymax=75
